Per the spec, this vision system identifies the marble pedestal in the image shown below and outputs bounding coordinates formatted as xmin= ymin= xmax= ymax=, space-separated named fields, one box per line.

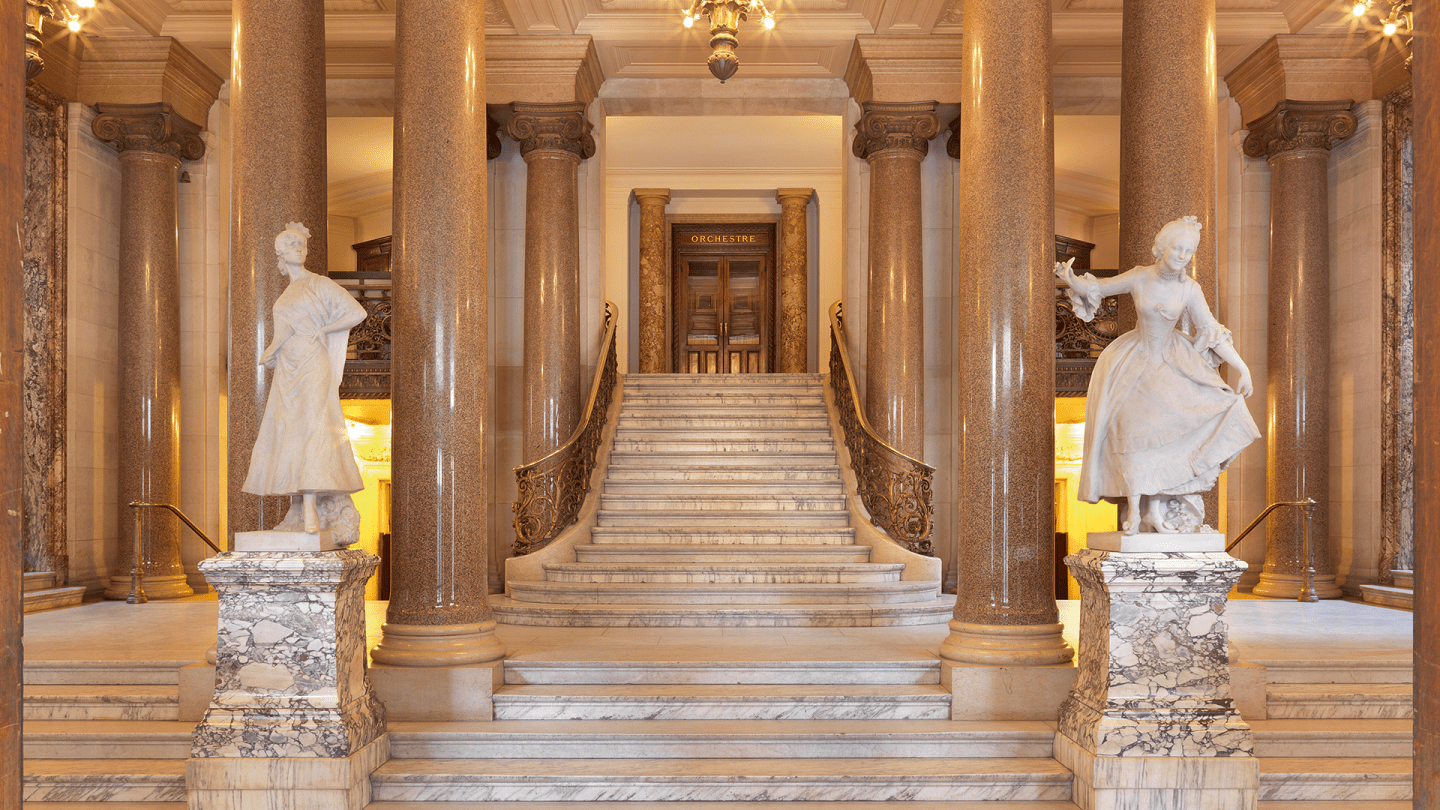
xmin=189 ymin=549 xmax=387 ymax=810
xmin=1056 ymin=538 xmax=1258 ymax=810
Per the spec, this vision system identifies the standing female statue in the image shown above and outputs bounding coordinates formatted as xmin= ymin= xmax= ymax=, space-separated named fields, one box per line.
xmin=1055 ymin=216 xmax=1260 ymax=535
xmin=243 ymin=222 xmax=367 ymax=535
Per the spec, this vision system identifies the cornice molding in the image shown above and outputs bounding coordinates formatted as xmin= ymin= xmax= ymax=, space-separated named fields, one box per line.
xmin=92 ymin=101 xmax=206 ymax=161
xmin=328 ymin=170 xmax=393 ymax=217
xmin=76 ymin=36 xmax=223 ymax=126
xmin=1225 ymin=33 xmax=1373 ymax=123
xmin=852 ymin=100 xmax=939 ymax=161
xmin=487 ymin=36 xmax=603 ymax=105
xmin=845 ymin=35 xmax=964 ymax=104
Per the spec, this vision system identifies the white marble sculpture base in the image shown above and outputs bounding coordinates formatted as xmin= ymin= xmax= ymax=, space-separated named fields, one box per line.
xmin=233 ymin=528 xmax=343 ymax=552
xmin=187 ymin=734 xmax=388 ymax=810
xmin=1059 ymin=547 xmax=1253 ymax=758
xmin=1054 ymin=733 xmax=1258 ymax=810
xmin=191 ymin=550 xmax=385 ymax=759
xmin=1086 ymin=531 xmax=1224 ymax=553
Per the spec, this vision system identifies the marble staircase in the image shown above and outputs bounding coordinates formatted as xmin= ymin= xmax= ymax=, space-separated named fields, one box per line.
xmin=493 ymin=373 xmax=952 ymax=627
xmin=1361 ymin=569 xmax=1415 ymax=609
xmin=23 ymin=572 xmax=86 ymax=615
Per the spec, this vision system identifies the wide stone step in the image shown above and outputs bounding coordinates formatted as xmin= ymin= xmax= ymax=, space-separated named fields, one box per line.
xmin=620 ymin=405 xmax=830 ymax=420
xmin=24 ymin=659 xmax=190 ymax=686
xmin=599 ymin=495 xmax=847 ymax=513
xmin=23 ymin=586 xmax=87 ymax=614
xmin=614 ymin=426 xmax=833 ymax=441
xmin=386 ymin=719 xmax=1051 ymax=759
xmin=24 ymin=571 xmax=57 ymax=592
xmin=543 ymin=562 xmax=902 ymax=584
xmin=503 ymin=659 xmax=940 ymax=686
xmin=606 ymin=465 xmax=843 ymax=482
xmin=623 ymin=373 xmax=822 ymax=386
xmin=507 ymin=580 xmax=938 ymax=606
xmin=370 ymin=757 xmax=1072 ymax=803
xmin=1257 ymin=757 xmax=1412 ymax=801
xmin=573 ymin=544 xmax=870 ymax=564
xmin=617 ymin=415 xmax=833 ymax=429
xmin=22 ymin=759 xmax=188 ymax=803
xmin=23 ymin=720 xmax=197 ymax=759
xmin=611 ymin=438 xmax=836 ymax=454
xmin=1248 ymin=719 xmax=1412 ymax=757
xmin=603 ymin=480 xmax=844 ymax=497
xmin=596 ymin=509 xmax=851 ymax=528
xmin=488 ymin=594 xmax=956 ymax=627
xmin=621 ymin=394 xmax=826 ymax=407
xmin=369 ymin=802 xmax=1083 ymax=810
xmin=1359 ymin=583 xmax=1414 ymax=609
xmin=588 ymin=527 xmax=857 ymax=545
xmin=1249 ymin=658 xmax=1413 ymax=684
xmin=23 ymin=684 xmax=179 ymax=721
xmin=1393 ymin=569 xmax=1413 ymax=588
xmin=1266 ymin=684 xmax=1412 ymax=719
xmin=608 ymin=452 xmax=838 ymax=468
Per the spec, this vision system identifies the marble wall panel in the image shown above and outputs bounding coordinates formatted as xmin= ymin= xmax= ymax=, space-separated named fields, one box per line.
xmin=1379 ymin=83 xmax=1414 ymax=584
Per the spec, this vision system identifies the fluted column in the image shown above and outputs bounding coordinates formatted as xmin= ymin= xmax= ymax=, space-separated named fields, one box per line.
xmin=508 ymin=103 xmax=595 ymax=461
xmin=1244 ymin=100 xmax=1355 ymax=600
xmin=776 ymin=188 xmax=812 ymax=373
xmin=92 ymin=104 xmax=204 ymax=600
xmin=227 ymin=0 xmax=328 ymax=537
xmin=943 ymin=0 xmax=1072 ymax=665
xmin=372 ymin=0 xmax=503 ymax=665
xmin=636 ymin=189 xmax=670 ymax=373
xmin=853 ymin=101 xmax=937 ymax=459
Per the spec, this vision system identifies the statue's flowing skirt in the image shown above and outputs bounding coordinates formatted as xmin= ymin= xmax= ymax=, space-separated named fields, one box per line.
xmin=1077 ymin=328 xmax=1260 ymax=503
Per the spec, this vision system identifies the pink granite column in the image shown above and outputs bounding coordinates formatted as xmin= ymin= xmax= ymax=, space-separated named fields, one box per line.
xmin=776 ymin=188 xmax=812 ymax=373
xmin=227 ymin=0 xmax=328 ymax=537
xmin=942 ymin=0 xmax=1072 ymax=665
xmin=507 ymin=103 xmax=595 ymax=461
xmin=371 ymin=0 xmax=503 ymax=666
xmin=1243 ymin=100 xmax=1355 ymax=600
xmin=92 ymin=104 xmax=205 ymax=600
xmin=636 ymin=189 xmax=670 ymax=373
xmin=853 ymin=101 xmax=937 ymax=459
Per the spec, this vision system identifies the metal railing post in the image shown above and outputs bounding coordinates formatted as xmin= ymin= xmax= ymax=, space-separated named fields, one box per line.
xmin=127 ymin=506 xmax=147 ymax=604
xmin=1298 ymin=499 xmax=1319 ymax=603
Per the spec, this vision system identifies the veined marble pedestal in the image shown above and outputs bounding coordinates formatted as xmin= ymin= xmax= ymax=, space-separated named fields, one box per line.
xmin=188 ymin=548 xmax=387 ymax=810
xmin=1056 ymin=534 xmax=1259 ymax=810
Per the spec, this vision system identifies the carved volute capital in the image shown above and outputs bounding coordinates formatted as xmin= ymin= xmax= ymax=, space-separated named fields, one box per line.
xmin=945 ymin=111 xmax=962 ymax=160
xmin=852 ymin=101 xmax=940 ymax=161
xmin=1242 ymin=99 xmax=1358 ymax=160
xmin=92 ymin=102 xmax=206 ymax=161
xmin=506 ymin=102 xmax=596 ymax=161
xmin=487 ymin=113 xmax=502 ymax=160
xmin=776 ymin=188 xmax=813 ymax=208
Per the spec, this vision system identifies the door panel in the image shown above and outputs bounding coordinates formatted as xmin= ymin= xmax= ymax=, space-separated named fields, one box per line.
xmin=680 ymin=255 xmax=769 ymax=374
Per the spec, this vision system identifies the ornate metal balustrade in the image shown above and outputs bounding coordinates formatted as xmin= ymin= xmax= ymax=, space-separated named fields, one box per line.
xmin=1054 ymin=272 xmax=1121 ymax=396
xmin=512 ymin=302 xmax=620 ymax=556
xmin=827 ymin=302 xmax=935 ymax=556
xmin=333 ymin=262 xmax=393 ymax=399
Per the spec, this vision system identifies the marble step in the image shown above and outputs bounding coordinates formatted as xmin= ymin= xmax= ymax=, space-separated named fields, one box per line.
xmin=24 ymin=659 xmax=189 ymax=686
xmin=22 ymin=586 xmax=88 ymax=614
xmin=368 ymin=803 xmax=1082 ymax=810
xmin=369 ymin=757 xmax=1073 ymax=802
xmin=608 ymin=451 xmax=838 ymax=468
xmin=542 ymin=562 xmax=903 ymax=584
xmin=573 ymin=544 xmax=870 ymax=563
xmin=491 ymin=684 xmax=952 ymax=721
xmin=588 ymin=527 xmax=857 ymax=545
xmin=1257 ymin=757 xmax=1412 ymax=801
xmin=619 ymin=406 xmax=830 ymax=420
xmin=1392 ymin=569 xmax=1413 ymax=588
xmin=24 ymin=571 xmax=57 ymax=592
xmin=503 ymin=659 xmax=940 ymax=685
xmin=506 ymin=580 xmax=940 ymax=605
xmin=620 ymin=394 xmax=826 ymax=407
xmin=1266 ymin=684 xmax=1413 ymax=719
xmin=614 ymin=425 xmax=834 ymax=439
xmin=611 ymin=438 xmax=837 ymax=454
xmin=23 ymin=684 xmax=180 ymax=721
xmin=1359 ymin=583 xmax=1414 ymax=610
xmin=623 ymin=373 xmax=823 ymax=386
xmin=1248 ymin=719 xmax=1412 ymax=757
xmin=23 ymin=720 xmax=197 ymax=759
xmin=604 ymin=480 xmax=844 ymax=497
xmin=1251 ymin=658 xmax=1413 ymax=684
xmin=22 ymin=759 xmax=187 ymax=803
xmin=386 ymin=719 xmax=1052 ymax=759
xmin=488 ymin=594 xmax=957 ymax=627
xmin=597 ymin=495 xmax=848 ymax=513
xmin=617 ymin=415 xmax=833 ymax=429
xmin=18 ymin=803 xmax=187 ymax=809
xmin=595 ymin=509 xmax=851 ymax=528
xmin=606 ymin=465 xmax=844 ymax=482
xmin=1256 ymin=804 xmax=1409 ymax=810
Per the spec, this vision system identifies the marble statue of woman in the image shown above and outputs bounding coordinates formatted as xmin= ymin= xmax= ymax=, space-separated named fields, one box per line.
xmin=243 ymin=222 xmax=367 ymax=537
xmin=1055 ymin=215 xmax=1261 ymax=535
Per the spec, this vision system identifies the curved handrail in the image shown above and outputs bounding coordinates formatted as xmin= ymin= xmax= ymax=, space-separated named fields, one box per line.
xmin=827 ymin=301 xmax=935 ymax=556
xmin=1225 ymin=497 xmax=1318 ymax=603
xmin=126 ymin=501 xmax=225 ymax=605
xmin=512 ymin=301 xmax=620 ymax=556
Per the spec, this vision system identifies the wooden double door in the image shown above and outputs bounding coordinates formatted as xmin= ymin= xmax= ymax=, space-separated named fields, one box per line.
xmin=672 ymin=224 xmax=775 ymax=374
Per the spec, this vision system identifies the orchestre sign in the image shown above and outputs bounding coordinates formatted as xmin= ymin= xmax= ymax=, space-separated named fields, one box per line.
xmin=685 ymin=234 xmax=765 ymax=244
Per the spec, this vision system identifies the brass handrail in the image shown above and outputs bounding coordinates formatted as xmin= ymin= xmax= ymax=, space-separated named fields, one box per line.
xmin=827 ymin=301 xmax=935 ymax=556
xmin=125 ymin=501 xmax=225 ymax=605
xmin=1225 ymin=497 xmax=1319 ymax=603
xmin=512 ymin=301 xmax=620 ymax=556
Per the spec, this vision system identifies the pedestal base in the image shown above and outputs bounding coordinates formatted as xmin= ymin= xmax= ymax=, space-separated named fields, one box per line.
xmin=234 ymin=528 xmax=344 ymax=552
xmin=1253 ymin=570 xmax=1343 ymax=599
xmin=104 ymin=573 xmax=194 ymax=600
xmin=1054 ymin=733 xmax=1259 ymax=810
xmin=187 ymin=734 xmax=388 ymax=810
xmin=937 ymin=620 xmax=1074 ymax=666
xmin=371 ymin=620 xmax=506 ymax=666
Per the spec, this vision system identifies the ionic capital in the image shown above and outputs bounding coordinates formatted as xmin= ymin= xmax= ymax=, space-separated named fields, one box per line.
xmin=1242 ymin=99 xmax=1357 ymax=160
xmin=92 ymin=102 xmax=206 ymax=162
xmin=506 ymin=102 xmax=596 ymax=161
xmin=776 ymin=188 xmax=813 ymax=207
xmin=634 ymin=188 xmax=671 ymax=207
xmin=852 ymin=101 xmax=940 ymax=161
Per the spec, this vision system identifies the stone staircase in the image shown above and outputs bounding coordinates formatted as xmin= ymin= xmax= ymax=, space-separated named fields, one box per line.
xmin=23 ymin=572 xmax=86 ymax=614
xmin=492 ymin=373 xmax=952 ymax=627
xmin=1361 ymin=569 xmax=1415 ymax=609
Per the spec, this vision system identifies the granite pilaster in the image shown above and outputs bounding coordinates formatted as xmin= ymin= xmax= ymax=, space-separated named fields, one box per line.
xmin=636 ymin=189 xmax=670 ymax=373
xmin=776 ymin=188 xmax=811 ymax=373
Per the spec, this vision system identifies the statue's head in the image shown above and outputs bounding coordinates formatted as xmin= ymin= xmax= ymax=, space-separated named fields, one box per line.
xmin=1150 ymin=215 xmax=1202 ymax=260
xmin=274 ymin=221 xmax=311 ymax=272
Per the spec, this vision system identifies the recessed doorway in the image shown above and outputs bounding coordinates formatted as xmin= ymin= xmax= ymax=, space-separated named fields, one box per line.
xmin=672 ymin=223 xmax=776 ymax=374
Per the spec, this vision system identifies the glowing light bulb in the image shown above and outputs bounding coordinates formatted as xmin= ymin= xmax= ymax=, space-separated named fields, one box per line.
xmin=67 ymin=16 xmax=81 ymax=31
xmin=762 ymin=14 xmax=774 ymax=28
xmin=683 ymin=13 xmax=694 ymax=27
xmin=77 ymin=0 xmax=95 ymax=7
xmin=1352 ymin=2 xmax=1367 ymax=16
xmin=1384 ymin=20 xmax=1398 ymax=34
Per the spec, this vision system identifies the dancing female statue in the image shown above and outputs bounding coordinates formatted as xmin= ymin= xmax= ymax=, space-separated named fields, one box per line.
xmin=1055 ymin=216 xmax=1260 ymax=535
xmin=243 ymin=222 xmax=367 ymax=535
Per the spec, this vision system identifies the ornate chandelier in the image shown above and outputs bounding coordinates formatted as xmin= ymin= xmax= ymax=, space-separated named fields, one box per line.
xmin=1347 ymin=0 xmax=1413 ymax=70
xmin=682 ymin=0 xmax=775 ymax=83
xmin=25 ymin=0 xmax=96 ymax=79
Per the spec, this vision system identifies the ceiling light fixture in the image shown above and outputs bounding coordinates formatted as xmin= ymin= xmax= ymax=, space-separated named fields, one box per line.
xmin=681 ymin=0 xmax=775 ymax=83
xmin=25 ymin=0 xmax=94 ymax=79
xmin=1347 ymin=0 xmax=1414 ymax=70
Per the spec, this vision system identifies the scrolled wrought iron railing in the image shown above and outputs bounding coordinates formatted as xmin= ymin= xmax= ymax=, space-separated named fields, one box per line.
xmin=512 ymin=301 xmax=620 ymax=556
xmin=827 ymin=302 xmax=935 ymax=556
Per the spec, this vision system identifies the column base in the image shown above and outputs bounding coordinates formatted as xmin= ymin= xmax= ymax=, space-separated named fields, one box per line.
xmin=1253 ymin=571 xmax=1343 ymax=599
xmin=1054 ymin=732 xmax=1259 ymax=810
xmin=938 ymin=620 xmax=1074 ymax=666
xmin=371 ymin=619 xmax=506 ymax=666
xmin=104 ymin=574 xmax=194 ymax=600
xmin=187 ymin=734 xmax=388 ymax=810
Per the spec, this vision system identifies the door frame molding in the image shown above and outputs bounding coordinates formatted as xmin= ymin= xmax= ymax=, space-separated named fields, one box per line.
xmin=665 ymin=214 xmax=781 ymax=373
